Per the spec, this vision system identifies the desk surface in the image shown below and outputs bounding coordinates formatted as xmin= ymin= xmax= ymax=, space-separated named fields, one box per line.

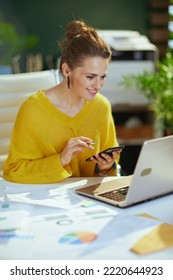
xmin=0 ymin=176 xmax=173 ymax=260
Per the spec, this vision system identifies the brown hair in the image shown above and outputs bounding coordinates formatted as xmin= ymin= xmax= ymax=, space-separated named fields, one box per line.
xmin=58 ymin=19 xmax=111 ymax=73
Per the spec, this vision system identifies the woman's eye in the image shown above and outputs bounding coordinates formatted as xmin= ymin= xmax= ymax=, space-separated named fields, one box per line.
xmin=87 ymin=76 xmax=94 ymax=79
xmin=101 ymin=75 xmax=107 ymax=80
xmin=87 ymin=75 xmax=107 ymax=80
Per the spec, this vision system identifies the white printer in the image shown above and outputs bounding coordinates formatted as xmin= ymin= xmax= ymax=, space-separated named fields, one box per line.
xmin=97 ymin=30 xmax=158 ymax=106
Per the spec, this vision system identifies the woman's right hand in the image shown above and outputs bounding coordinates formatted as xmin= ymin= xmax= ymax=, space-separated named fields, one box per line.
xmin=60 ymin=136 xmax=95 ymax=166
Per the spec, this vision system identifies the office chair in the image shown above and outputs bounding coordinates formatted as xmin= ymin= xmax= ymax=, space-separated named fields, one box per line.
xmin=0 ymin=69 xmax=60 ymax=177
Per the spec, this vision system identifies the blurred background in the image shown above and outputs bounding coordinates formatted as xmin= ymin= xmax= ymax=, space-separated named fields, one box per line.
xmin=0 ymin=0 xmax=171 ymax=175
xmin=0 ymin=0 xmax=169 ymax=72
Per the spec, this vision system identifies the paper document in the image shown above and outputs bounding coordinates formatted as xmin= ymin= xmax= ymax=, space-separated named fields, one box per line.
xmin=131 ymin=222 xmax=173 ymax=254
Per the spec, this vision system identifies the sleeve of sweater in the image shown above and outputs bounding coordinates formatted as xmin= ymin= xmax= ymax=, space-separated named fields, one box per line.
xmin=3 ymin=97 xmax=72 ymax=184
xmin=93 ymin=96 xmax=120 ymax=176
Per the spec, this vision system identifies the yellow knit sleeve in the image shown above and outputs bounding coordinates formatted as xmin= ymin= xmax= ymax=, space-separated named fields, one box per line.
xmin=4 ymin=153 xmax=72 ymax=184
xmin=3 ymin=95 xmax=72 ymax=184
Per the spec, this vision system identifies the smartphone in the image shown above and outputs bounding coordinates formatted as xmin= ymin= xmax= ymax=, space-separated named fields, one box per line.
xmin=86 ymin=144 xmax=125 ymax=162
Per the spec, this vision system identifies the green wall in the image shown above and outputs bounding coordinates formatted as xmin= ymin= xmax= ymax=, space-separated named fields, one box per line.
xmin=1 ymin=0 xmax=150 ymax=61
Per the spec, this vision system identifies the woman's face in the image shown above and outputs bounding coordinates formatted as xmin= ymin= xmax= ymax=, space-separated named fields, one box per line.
xmin=69 ymin=56 xmax=109 ymax=101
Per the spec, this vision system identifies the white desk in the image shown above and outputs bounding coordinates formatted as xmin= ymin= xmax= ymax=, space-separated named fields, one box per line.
xmin=0 ymin=176 xmax=173 ymax=260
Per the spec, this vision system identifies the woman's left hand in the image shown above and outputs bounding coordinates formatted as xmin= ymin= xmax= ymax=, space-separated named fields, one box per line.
xmin=91 ymin=150 xmax=121 ymax=172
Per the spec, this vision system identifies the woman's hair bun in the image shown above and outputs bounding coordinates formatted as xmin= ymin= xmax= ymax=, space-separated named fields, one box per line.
xmin=66 ymin=20 xmax=93 ymax=40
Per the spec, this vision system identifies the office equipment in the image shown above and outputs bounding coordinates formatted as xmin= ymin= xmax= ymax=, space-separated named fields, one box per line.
xmin=76 ymin=135 xmax=173 ymax=207
xmin=97 ymin=30 xmax=158 ymax=106
xmin=0 ymin=175 xmax=173 ymax=260
xmin=86 ymin=145 xmax=125 ymax=162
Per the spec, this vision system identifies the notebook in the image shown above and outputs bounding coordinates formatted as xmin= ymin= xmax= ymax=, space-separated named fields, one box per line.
xmin=76 ymin=135 xmax=173 ymax=207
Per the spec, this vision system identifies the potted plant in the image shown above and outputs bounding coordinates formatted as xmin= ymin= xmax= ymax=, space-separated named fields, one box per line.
xmin=0 ymin=17 xmax=39 ymax=73
xmin=121 ymin=50 xmax=173 ymax=135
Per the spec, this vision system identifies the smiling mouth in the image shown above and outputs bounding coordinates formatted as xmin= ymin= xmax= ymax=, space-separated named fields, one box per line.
xmin=87 ymin=89 xmax=97 ymax=95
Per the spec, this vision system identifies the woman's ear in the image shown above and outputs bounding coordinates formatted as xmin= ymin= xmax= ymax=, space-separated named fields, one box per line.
xmin=62 ymin=63 xmax=71 ymax=78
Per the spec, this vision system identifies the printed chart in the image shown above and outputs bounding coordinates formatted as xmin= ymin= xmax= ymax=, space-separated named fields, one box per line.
xmin=59 ymin=231 xmax=97 ymax=245
xmin=0 ymin=228 xmax=33 ymax=240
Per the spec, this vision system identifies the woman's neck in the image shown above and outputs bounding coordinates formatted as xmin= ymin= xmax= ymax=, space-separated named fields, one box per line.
xmin=45 ymin=82 xmax=86 ymax=117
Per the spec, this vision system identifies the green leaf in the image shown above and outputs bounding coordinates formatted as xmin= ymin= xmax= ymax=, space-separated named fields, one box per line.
xmin=0 ymin=21 xmax=39 ymax=64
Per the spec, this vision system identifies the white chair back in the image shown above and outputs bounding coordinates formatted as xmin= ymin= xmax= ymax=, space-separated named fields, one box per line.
xmin=0 ymin=69 xmax=60 ymax=177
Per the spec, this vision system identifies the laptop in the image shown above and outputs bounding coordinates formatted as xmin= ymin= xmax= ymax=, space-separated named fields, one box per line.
xmin=76 ymin=135 xmax=173 ymax=207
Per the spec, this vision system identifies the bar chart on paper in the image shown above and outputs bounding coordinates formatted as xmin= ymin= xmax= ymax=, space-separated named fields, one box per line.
xmin=0 ymin=228 xmax=33 ymax=240
xmin=59 ymin=231 xmax=97 ymax=245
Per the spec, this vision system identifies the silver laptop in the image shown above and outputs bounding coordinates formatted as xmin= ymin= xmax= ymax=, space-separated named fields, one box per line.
xmin=76 ymin=135 xmax=173 ymax=207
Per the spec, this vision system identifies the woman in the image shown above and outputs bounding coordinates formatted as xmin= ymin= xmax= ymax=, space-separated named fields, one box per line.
xmin=3 ymin=19 xmax=122 ymax=184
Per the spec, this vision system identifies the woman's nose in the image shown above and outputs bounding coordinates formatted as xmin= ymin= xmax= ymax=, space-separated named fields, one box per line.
xmin=93 ymin=78 xmax=103 ymax=89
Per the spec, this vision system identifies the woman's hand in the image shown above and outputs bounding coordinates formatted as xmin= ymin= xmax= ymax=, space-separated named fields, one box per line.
xmin=60 ymin=136 xmax=94 ymax=166
xmin=91 ymin=150 xmax=121 ymax=173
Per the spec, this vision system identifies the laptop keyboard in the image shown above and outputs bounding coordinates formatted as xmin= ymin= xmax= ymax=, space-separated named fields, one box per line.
xmin=98 ymin=186 xmax=129 ymax=202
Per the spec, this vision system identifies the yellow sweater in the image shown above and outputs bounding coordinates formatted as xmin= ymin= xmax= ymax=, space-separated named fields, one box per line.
xmin=3 ymin=90 xmax=119 ymax=183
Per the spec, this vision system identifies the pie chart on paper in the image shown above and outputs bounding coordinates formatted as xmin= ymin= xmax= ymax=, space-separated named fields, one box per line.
xmin=59 ymin=231 xmax=97 ymax=245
